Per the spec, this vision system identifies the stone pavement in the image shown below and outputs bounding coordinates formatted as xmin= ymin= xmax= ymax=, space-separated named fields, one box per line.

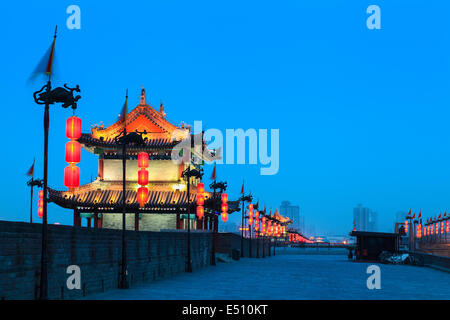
xmin=85 ymin=253 xmax=450 ymax=300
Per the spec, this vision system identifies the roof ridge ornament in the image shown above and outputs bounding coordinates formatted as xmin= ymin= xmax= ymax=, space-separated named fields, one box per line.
xmin=140 ymin=86 xmax=146 ymax=105
xmin=160 ymin=100 xmax=166 ymax=118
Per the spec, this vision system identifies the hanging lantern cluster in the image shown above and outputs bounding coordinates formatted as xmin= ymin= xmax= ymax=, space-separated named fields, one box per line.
xmin=38 ymin=189 xmax=44 ymax=219
xmin=248 ymin=204 xmax=253 ymax=226
xmin=404 ymin=220 xmax=408 ymax=234
xmin=221 ymin=193 xmax=228 ymax=222
xmin=64 ymin=116 xmax=82 ymax=188
xmin=196 ymin=183 xmax=205 ymax=220
xmin=416 ymin=223 xmax=421 ymax=238
xmin=267 ymin=220 xmax=272 ymax=236
xmin=261 ymin=216 xmax=266 ymax=235
xmin=254 ymin=211 xmax=259 ymax=232
xmin=137 ymin=152 xmax=149 ymax=207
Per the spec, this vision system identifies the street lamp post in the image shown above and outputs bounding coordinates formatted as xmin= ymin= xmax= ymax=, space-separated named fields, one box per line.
xmin=182 ymin=165 xmax=203 ymax=272
xmin=239 ymin=194 xmax=252 ymax=258
xmin=33 ymin=78 xmax=81 ymax=299
xmin=209 ymin=181 xmax=227 ymax=266
xmin=27 ymin=178 xmax=43 ymax=224
xmin=113 ymin=101 xmax=147 ymax=289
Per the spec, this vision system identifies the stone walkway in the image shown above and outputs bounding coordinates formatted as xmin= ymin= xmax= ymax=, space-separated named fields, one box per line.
xmin=86 ymin=253 xmax=450 ymax=300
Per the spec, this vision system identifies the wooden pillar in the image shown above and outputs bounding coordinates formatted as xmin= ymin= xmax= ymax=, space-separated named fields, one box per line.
xmin=176 ymin=213 xmax=181 ymax=230
xmin=94 ymin=213 xmax=98 ymax=229
xmin=98 ymin=158 xmax=104 ymax=180
xmin=96 ymin=214 xmax=103 ymax=228
xmin=209 ymin=216 xmax=213 ymax=230
xmin=73 ymin=210 xmax=81 ymax=227
xmin=87 ymin=217 xmax=92 ymax=229
xmin=135 ymin=213 xmax=139 ymax=231
xmin=197 ymin=218 xmax=202 ymax=230
xmin=203 ymin=217 xmax=210 ymax=230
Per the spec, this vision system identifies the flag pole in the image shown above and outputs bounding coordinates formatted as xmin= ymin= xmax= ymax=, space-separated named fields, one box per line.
xmin=30 ymin=177 xmax=34 ymax=224
xmin=120 ymin=89 xmax=129 ymax=289
xmin=40 ymin=25 xmax=57 ymax=300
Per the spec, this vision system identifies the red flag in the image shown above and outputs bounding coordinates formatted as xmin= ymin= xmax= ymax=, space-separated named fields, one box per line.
xmin=407 ymin=209 xmax=411 ymax=216
xmin=418 ymin=211 xmax=421 ymax=219
xmin=29 ymin=27 xmax=57 ymax=82
xmin=412 ymin=213 xmax=415 ymax=219
xmin=438 ymin=213 xmax=441 ymax=219
xmin=210 ymin=163 xmax=216 ymax=181
xmin=118 ymin=90 xmax=128 ymax=123
xmin=240 ymin=180 xmax=244 ymax=194
xmin=26 ymin=160 xmax=35 ymax=177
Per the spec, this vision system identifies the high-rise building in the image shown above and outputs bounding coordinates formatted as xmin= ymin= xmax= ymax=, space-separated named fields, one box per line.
xmin=280 ymin=201 xmax=303 ymax=233
xmin=353 ymin=204 xmax=377 ymax=232
xmin=395 ymin=211 xmax=407 ymax=223
xmin=369 ymin=211 xmax=378 ymax=232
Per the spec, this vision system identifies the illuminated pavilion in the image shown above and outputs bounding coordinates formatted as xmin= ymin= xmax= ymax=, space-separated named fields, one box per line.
xmin=49 ymin=88 xmax=238 ymax=231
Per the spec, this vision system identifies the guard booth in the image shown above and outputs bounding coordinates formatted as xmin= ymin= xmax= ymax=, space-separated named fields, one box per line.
xmin=350 ymin=231 xmax=400 ymax=261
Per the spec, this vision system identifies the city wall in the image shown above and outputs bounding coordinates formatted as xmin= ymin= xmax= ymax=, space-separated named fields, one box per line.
xmin=0 ymin=220 xmax=213 ymax=300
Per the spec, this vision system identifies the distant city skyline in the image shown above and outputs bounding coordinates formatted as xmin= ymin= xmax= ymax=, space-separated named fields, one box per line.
xmin=353 ymin=204 xmax=378 ymax=232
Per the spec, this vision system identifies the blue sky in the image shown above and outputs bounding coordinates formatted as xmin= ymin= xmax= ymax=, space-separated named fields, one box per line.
xmin=1 ymin=0 xmax=449 ymax=234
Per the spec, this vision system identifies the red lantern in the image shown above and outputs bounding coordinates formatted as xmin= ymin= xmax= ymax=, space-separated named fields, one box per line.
xmin=138 ymin=169 xmax=149 ymax=186
xmin=137 ymin=187 xmax=149 ymax=207
xmin=196 ymin=183 xmax=205 ymax=194
xmin=248 ymin=204 xmax=254 ymax=211
xmin=221 ymin=193 xmax=228 ymax=203
xmin=65 ymin=141 xmax=81 ymax=163
xmin=66 ymin=116 xmax=81 ymax=140
xmin=221 ymin=203 xmax=228 ymax=212
xmin=196 ymin=205 xmax=204 ymax=219
xmin=38 ymin=207 xmax=44 ymax=218
xmin=37 ymin=189 xmax=44 ymax=219
xmin=64 ymin=165 xmax=80 ymax=188
xmin=197 ymin=193 xmax=205 ymax=206
xmin=138 ymin=152 xmax=149 ymax=168
xmin=65 ymin=116 xmax=82 ymax=189
xmin=221 ymin=212 xmax=228 ymax=223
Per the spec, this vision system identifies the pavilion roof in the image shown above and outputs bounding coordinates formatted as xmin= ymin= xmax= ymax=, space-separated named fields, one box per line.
xmin=48 ymin=181 xmax=240 ymax=214
xmin=271 ymin=210 xmax=292 ymax=224
xmin=83 ymin=88 xmax=188 ymax=150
